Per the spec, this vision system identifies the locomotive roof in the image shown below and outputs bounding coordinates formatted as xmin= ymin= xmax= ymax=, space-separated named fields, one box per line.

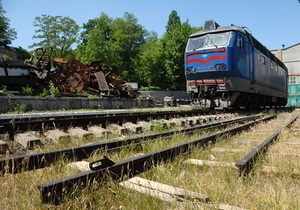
xmin=188 ymin=20 xmax=288 ymax=72
xmin=189 ymin=25 xmax=246 ymax=38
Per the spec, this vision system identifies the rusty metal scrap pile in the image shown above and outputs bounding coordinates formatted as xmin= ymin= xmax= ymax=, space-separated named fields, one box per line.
xmin=1 ymin=48 xmax=138 ymax=98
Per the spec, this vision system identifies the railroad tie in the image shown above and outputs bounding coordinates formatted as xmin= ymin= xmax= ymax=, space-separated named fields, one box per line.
xmin=119 ymin=176 xmax=209 ymax=202
xmin=88 ymin=126 xmax=111 ymax=138
xmin=44 ymin=129 xmax=70 ymax=144
xmin=184 ymin=159 xmax=237 ymax=169
xmin=122 ymin=122 xmax=143 ymax=134
xmin=120 ymin=177 xmax=247 ymax=210
xmin=0 ymin=140 xmax=9 ymax=155
xmin=106 ymin=123 xmax=128 ymax=135
xmin=137 ymin=121 xmax=154 ymax=131
xmin=68 ymin=127 xmax=93 ymax=143
xmin=14 ymin=132 xmax=41 ymax=150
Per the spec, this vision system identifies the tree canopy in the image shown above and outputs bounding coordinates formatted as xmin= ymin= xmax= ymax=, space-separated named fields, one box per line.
xmin=30 ymin=14 xmax=79 ymax=58
xmin=5 ymin=8 xmax=203 ymax=91
xmin=134 ymin=10 xmax=200 ymax=90
xmin=0 ymin=4 xmax=17 ymax=47
xmin=76 ymin=12 xmax=147 ymax=81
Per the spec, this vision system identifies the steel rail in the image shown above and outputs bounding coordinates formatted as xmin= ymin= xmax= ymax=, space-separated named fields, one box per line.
xmin=37 ymin=115 xmax=276 ymax=205
xmin=235 ymin=115 xmax=298 ymax=176
xmin=0 ymin=109 xmax=214 ymax=122
xmin=0 ymin=115 xmax=260 ymax=175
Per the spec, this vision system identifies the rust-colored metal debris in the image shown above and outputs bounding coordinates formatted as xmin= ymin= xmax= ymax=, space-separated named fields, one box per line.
xmin=0 ymin=47 xmax=139 ymax=98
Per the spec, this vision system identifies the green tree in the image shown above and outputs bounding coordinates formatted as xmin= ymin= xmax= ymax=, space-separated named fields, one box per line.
xmin=0 ymin=4 xmax=17 ymax=47
xmin=76 ymin=13 xmax=113 ymax=64
xmin=76 ymin=12 xmax=146 ymax=81
xmin=30 ymin=14 xmax=79 ymax=58
xmin=165 ymin=10 xmax=181 ymax=33
xmin=110 ymin=12 xmax=146 ymax=81
xmin=12 ymin=46 xmax=30 ymax=60
xmin=161 ymin=20 xmax=198 ymax=90
xmin=134 ymin=10 xmax=201 ymax=90
xmin=133 ymin=32 xmax=166 ymax=90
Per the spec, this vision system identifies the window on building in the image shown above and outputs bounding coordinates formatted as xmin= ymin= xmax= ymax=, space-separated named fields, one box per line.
xmin=289 ymin=76 xmax=296 ymax=84
xmin=289 ymin=76 xmax=300 ymax=84
xmin=296 ymin=76 xmax=300 ymax=84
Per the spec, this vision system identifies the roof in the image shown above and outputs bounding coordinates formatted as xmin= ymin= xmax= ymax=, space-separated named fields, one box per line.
xmin=283 ymin=43 xmax=300 ymax=51
xmin=271 ymin=43 xmax=300 ymax=51
xmin=189 ymin=25 xmax=246 ymax=38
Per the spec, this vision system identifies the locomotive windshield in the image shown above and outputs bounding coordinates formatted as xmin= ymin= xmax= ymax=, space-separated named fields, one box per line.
xmin=186 ymin=32 xmax=231 ymax=52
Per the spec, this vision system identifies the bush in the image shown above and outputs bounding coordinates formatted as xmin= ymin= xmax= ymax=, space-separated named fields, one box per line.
xmin=49 ymin=81 xmax=60 ymax=97
xmin=21 ymin=86 xmax=34 ymax=96
xmin=140 ymin=86 xmax=161 ymax=91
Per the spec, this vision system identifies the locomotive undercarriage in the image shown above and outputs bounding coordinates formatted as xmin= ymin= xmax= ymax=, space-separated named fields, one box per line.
xmin=191 ymin=85 xmax=287 ymax=109
xmin=191 ymin=85 xmax=240 ymax=109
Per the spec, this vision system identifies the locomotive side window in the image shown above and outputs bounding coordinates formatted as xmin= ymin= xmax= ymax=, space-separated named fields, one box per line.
xmin=262 ymin=56 xmax=265 ymax=64
xmin=237 ymin=34 xmax=244 ymax=49
xmin=257 ymin=53 xmax=261 ymax=61
xmin=270 ymin=62 xmax=274 ymax=69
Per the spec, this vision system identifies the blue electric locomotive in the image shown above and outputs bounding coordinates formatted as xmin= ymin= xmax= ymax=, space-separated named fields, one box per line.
xmin=185 ymin=20 xmax=288 ymax=109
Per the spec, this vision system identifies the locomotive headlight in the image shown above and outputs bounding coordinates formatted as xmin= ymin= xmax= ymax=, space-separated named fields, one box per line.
xmin=215 ymin=64 xmax=221 ymax=70
xmin=215 ymin=63 xmax=227 ymax=70
xmin=186 ymin=66 xmax=196 ymax=73
xmin=221 ymin=64 xmax=226 ymax=70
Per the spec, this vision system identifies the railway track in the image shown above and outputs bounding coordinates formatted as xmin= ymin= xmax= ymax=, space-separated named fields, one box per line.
xmin=1 ymin=108 xmax=298 ymax=209
xmin=36 ymin=114 xmax=275 ymax=205
xmin=0 ymin=114 xmax=259 ymax=175
xmin=0 ymin=109 xmax=213 ymax=136
xmin=0 ymin=109 xmax=219 ymax=156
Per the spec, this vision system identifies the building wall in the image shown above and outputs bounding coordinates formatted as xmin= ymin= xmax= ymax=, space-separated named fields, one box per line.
xmin=271 ymin=43 xmax=300 ymax=80
xmin=271 ymin=43 xmax=300 ymax=106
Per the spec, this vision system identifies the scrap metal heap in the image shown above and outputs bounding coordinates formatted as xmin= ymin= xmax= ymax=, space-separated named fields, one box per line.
xmin=0 ymin=47 xmax=139 ymax=98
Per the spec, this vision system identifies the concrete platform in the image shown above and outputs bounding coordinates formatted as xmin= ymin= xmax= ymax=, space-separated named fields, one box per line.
xmin=0 ymin=96 xmax=153 ymax=113
xmin=14 ymin=132 xmax=41 ymax=149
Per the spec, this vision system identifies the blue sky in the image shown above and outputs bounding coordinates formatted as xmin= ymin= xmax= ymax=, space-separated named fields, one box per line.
xmin=2 ymin=0 xmax=300 ymax=51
